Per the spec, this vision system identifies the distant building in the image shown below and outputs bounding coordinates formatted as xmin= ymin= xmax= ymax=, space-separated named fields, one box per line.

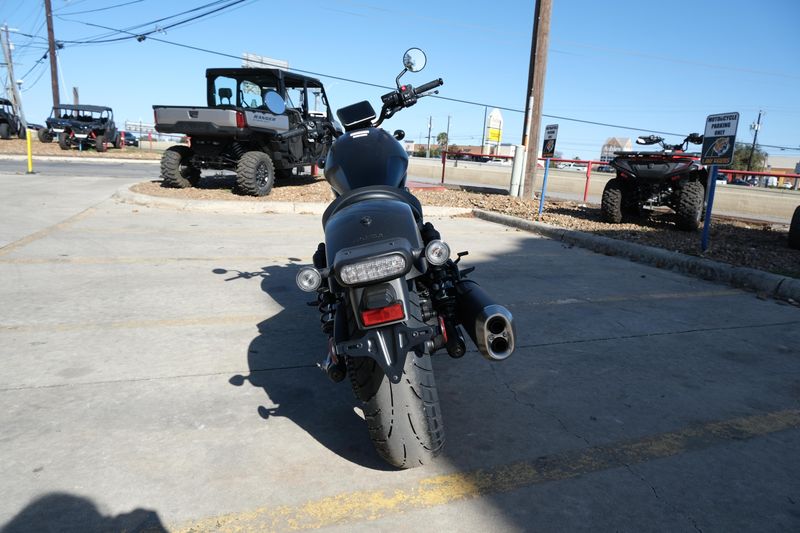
xmin=600 ymin=137 xmax=632 ymax=162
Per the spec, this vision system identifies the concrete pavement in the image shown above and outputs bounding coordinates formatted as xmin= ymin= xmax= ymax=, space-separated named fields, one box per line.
xmin=1 ymin=169 xmax=799 ymax=532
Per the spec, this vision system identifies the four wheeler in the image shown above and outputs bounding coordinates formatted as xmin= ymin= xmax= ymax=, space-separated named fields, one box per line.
xmin=154 ymin=68 xmax=339 ymax=196
xmin=603 ymin=133 xmax=707 ymax=230
xmin=0 ymin=98 xmax=26 ymax=140
xmin=43 ymin=104 xmax=121 ymax=151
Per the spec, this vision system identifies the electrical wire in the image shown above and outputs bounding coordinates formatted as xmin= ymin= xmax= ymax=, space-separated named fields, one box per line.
xmin=58 ymin=0 xmax=146 ymax=16
xmin=39 ymin=13 xmax=800 ymax=149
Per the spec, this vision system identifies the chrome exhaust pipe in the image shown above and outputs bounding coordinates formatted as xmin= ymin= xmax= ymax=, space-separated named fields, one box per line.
xmin=455 ymin=280 xmax=516 ymax=361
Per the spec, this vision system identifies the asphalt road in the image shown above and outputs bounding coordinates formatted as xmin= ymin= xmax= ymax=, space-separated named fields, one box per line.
xmin=1 ymin=165 xmax=799 ymax=532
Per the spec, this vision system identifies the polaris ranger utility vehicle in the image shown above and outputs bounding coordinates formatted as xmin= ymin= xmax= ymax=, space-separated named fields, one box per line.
xmin=154 ymin=68 xmax=339 ymax=196
xmin=0 ymin=98 xmax=25 ymax=140
xmin=42 ymin=104 xmax=120 ymax=151
xmin=602 ymin=133 xmax=708 ymax=231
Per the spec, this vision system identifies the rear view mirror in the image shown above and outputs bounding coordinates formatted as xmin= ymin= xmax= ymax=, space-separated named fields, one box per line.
xmin=636 ymin=135 xmax=662 ymax=145
xmin=264 ymin=90 xmax=286 ymax=115
xmin=687 ymin=133 xmax=703 ymax=144
xmin=403 ymin=48 xmax=427 ymax=72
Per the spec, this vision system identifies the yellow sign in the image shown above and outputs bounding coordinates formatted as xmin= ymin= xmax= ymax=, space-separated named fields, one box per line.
xmin=487 ymin=127 xmax=502 ymax=143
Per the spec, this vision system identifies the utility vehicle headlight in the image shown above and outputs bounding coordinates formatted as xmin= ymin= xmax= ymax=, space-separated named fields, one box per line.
xmin=296 ymin=267 xmax=322 ymax=292
xmin=424 ymin=239 xmax=450 ymax=266
xmin=339 ymin=254 xmax=407 ymax=285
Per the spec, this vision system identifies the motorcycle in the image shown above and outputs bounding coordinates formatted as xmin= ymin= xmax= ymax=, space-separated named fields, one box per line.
xmin=603 ymin=133 xmax=708 ymax=230
xmin=290 ymin=49 xmax=516 ymax=468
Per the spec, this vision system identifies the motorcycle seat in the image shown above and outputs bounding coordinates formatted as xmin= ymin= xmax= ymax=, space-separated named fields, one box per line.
xmin=322 ymin=185 xmax=422 ymax=227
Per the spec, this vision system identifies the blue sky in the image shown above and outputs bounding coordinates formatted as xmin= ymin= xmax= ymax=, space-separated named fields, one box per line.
xmin=3 ymin=0 xmax=799 ymax=159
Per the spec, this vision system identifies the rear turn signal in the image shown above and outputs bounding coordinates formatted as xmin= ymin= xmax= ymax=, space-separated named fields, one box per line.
xmin=361 ymin=302 xmax=405 ymax=327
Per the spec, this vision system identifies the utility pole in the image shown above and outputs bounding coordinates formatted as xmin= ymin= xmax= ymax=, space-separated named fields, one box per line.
xmin=521 ymin=0 xmax=552 ymax=198
xmin=480 ymin=106 xmax=487 ymax=153
xmin=44 ymin=0 xmax=60 ymax=108
xmin=1 ymin=25 xmax=27 ymax=130
xmin=426 ymin=116 xmax=432 ymax=158
xmin=747 ymin=109 xmax=762 ymax=184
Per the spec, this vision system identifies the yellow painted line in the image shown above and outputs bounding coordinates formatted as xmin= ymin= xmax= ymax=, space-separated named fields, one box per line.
xmin=0 ymin=207 xmax=96 ymax=257
xmin=0 ymin=256 xmax=306 ymax=265
xmin=174 ymin=408 xmax=800 ymax=532
xmin=0 ymin=313 xmax=268 ymax=333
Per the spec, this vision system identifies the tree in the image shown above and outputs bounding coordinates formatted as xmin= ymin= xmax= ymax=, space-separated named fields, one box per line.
xmin=731 ymin=142 xmax=767 ymax=171
xmin=436 ymin=132 xmax=448 ymax=148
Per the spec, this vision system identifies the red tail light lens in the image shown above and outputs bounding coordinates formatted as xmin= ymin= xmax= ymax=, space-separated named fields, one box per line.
xmin=361 ymin=303 xmax=405 ymax=327
xmin=236 ymin=111 xmax=246 ymax=128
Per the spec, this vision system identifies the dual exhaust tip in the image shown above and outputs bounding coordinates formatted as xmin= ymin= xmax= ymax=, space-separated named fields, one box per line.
xmin=455 ymin=280 xmax=515 ymax=362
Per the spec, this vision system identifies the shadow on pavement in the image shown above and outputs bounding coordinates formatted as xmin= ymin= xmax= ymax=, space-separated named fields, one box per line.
xmin=217 ymin=264 xmax=393 ymax=471
xmin=1 ymin=492 xmax=166 ymax=533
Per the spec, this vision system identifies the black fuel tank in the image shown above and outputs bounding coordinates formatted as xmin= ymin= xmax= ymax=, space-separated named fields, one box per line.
xmin=324 ymin=128 xmax=409 ymax=195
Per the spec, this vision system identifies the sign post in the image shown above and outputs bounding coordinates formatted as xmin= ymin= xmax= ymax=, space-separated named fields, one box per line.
xmin=700 ymin=112 xmax=739 ymax=252
xmin=537 ymin=124 xmax=558 ymax=218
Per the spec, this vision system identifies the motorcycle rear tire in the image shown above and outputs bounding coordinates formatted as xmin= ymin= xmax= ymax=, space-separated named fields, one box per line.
xmin=349 ymin=350 xmax=445 ymax=468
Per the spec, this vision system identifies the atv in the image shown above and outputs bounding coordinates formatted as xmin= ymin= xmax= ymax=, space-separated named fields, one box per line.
xmin=602 ymin=133 xmax=708 ymax=231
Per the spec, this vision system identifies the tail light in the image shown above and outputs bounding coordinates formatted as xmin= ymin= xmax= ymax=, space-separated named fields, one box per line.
xmin=361 ymin=302 xmax=405 ymax=327
xmin=236 ymin=111 xmax=246 ymax=128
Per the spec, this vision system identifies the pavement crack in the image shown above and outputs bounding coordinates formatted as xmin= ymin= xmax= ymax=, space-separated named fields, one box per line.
xmin=490 ymin=366 xmax=590 ymax=445
xmin=623 ymin=462 xmax=704 ymax=533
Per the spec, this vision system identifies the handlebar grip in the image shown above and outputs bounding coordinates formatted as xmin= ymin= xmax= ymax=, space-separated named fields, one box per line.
xmin=414 ymin=78 xmax=444 ymax=95
xmin=278 ymin=126 xmax=306 ymax=141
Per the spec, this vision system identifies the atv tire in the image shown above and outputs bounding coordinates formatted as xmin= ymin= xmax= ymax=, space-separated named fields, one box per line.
xmin=789 ymin=206 xmax=800 ymax=250
xmin=17 ymin=127 xmax=26 ymax=140
xmin=0 ymin=123 xmax=9 ymax=140
xmin=236 ymin=151 xmax=275 ymax=196
xmin=161 ymin=145 xmax=201 ymax=188
xmin=601 ymin=178 xmax=624 ymax=223
xmin=95 ymin=135 xmax=107 ymax=153
xmin=58 ymin=132 xmax=70 ymax=150
xmin=675 ymin=181 xmax=704 ymax=231
xmin=38 ymin=129 xmax=53 ymax=143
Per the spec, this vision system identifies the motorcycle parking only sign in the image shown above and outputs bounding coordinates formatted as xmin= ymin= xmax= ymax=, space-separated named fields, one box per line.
xmin=541 ymin=124 xmax=558 ymax=158
xmin=701 ymin=112 xmax=739 ymax=166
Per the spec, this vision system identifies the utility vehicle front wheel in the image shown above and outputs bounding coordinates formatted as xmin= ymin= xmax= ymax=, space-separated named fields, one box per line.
xmin=95 ymin=135 xmax=107 ymax=153
xmin=38 ymin=129 xmax=53 ymax=143
xmin=236 ymin=152 xmax=275 ymax=196
xmin=675 ymin=181 xmax=704 ymax=231
xmin=58 ymin=132 xmax=70 ymax=150
xmin=0 ymin=123 xmax=10 ymax=139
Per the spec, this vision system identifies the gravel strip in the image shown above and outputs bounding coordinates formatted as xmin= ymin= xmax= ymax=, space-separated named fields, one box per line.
xmin=130 ymin=173 xmax=800 ymax=280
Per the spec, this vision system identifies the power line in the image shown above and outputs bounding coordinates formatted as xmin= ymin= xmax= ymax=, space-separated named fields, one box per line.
xmin=45 ymin=17 xmax=800 ymax=150
xmin=58 ymin=0 xmax=146 ymax=16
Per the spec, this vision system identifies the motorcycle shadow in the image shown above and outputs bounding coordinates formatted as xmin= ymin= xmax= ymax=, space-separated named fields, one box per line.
xmin=218 ymin=264 xmax=394 ymax=471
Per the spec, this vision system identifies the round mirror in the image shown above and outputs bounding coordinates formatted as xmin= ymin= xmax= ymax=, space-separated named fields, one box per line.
xmin=403 ymin=48 xmax=427 ymax=72
xmin=264 ymin=90 xmax=286 ymax=115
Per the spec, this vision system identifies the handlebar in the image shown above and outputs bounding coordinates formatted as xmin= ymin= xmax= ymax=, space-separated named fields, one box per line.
xmin=414 ymin=78 xmax=443 ymax=95
xmin=278 ymin=126 xmax=307 ymax=141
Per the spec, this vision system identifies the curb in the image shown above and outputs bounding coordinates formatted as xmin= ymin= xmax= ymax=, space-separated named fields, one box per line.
xmin=113 ymin=185 xmax=472 ymax=217
xmin=472 ymin=209 xmax=800 ymax=302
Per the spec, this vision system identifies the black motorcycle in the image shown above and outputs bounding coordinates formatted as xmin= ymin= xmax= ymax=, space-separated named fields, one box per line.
xmin=290 ymin=49 xmax=516 ymax=468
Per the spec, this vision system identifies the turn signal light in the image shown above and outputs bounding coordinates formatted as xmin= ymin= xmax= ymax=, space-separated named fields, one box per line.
xmin=361 ymin=302 xmax=405 ymax=327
